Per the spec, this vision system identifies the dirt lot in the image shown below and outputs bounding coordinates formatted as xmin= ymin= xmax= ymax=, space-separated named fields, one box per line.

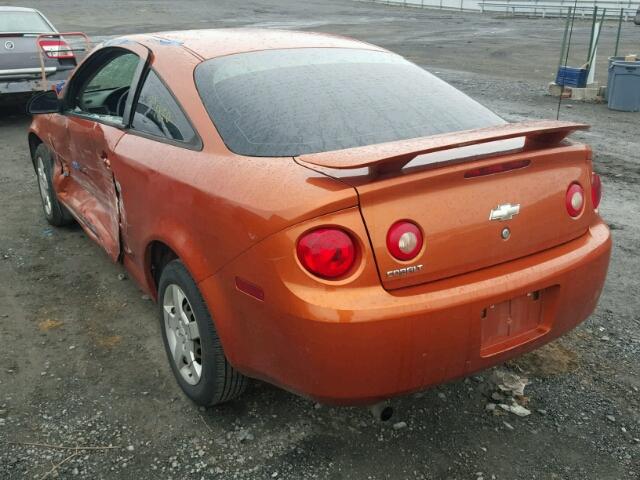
xmin=0 ymin=1 xmax=639 ymax=479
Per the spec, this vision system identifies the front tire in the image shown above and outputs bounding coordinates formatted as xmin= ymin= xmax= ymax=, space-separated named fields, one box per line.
xmin=34 ymin=144 xmax=74 ymax=226
xmin=158 ymin=260 xmax=247 ymax=406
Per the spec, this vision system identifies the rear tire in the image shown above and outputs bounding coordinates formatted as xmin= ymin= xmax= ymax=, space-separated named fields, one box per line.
xmin=158 ymin=260 xmax=247 ymax=406
xmin=34 ymin=144 xmax=74 ymax=226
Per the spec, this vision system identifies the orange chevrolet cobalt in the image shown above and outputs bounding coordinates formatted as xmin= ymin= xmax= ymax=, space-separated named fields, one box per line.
xmin=27 ymin=29 xmax=611 ymax=406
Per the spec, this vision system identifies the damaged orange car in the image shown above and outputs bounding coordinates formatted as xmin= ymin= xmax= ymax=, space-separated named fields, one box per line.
xmin=27 ymin=29 xmax=611 ymax=406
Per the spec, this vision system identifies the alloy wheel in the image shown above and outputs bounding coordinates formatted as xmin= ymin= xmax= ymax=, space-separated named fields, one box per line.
xmin=163 ymin=284 xmax=203 ymax=385
xmin=36 ymin=156 xmax=52 ymax=217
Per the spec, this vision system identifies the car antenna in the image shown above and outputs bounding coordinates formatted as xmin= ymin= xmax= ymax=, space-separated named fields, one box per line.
xmin=556 ymin=0 xmax=579 ymax=120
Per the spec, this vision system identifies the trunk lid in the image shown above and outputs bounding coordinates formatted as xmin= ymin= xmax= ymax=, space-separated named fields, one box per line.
xmin=0 ymin=35 xmax=59 ymax=77
xmin=298 ymin=121 xmax=596 ymax=290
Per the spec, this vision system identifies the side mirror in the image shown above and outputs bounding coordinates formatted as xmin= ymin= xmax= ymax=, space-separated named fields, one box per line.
xmin=27 ymin=90 xmax=61 ymax=115
xmin=635 ymin=7 xmax=640 ymax=26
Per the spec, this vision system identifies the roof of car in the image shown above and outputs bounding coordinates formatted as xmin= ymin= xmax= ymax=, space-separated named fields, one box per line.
xmin=125 ymin=28 xmax=387 ymax=61
xmin=0 ymin=6 xmax=38 ymax=11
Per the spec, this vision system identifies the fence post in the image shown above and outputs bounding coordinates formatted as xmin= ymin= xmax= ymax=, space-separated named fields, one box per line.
xmin=586 ymin=6 xmax=598 ymax=63
xmin=558 ymin=7 xmax=572 ymax=72
xmin=614 ymin=8 xmax=623 ymax=57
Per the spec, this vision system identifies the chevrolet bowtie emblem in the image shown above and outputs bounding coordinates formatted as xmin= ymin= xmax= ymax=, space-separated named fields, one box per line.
xmin=489 ymin=203 xmax=520 ymax=221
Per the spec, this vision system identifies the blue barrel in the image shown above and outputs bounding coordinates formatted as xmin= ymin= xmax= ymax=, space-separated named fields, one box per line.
xmin=607 ymin=61 xmax=640 ymax=112
xmin=606 ymin=57 xmax=626 ymax=100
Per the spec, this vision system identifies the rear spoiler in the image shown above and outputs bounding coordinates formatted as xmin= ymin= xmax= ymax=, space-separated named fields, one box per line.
xmin=297 ymin=120 xmax=589 ymax=173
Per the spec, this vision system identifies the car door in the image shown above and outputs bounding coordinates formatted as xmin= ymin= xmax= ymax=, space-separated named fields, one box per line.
xmin=56 ymin=44 xmax=149 ymax=261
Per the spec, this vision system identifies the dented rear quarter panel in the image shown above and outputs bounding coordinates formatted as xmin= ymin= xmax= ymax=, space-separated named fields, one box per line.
xmin=111 ymin=138 xmax=357 ymax=293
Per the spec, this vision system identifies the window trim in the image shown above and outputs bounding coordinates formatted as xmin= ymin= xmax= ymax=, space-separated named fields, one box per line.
xmin=126 ymin=67 xmax=203 ymax=151
xmin=35 ymin=10 xmax=57 ymax=33
xmin=62 ymin=46 xmax=149 ymax=130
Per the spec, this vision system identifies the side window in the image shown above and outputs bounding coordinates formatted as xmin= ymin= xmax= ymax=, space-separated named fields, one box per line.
xmin=131 ymin=70 xmax=197 ymax=144
xmin=73 ymin=52 xmax=140 ymax=122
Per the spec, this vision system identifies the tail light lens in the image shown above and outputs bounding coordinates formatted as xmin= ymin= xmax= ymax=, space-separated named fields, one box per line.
xmin=565 ymin=183 xmax=585 ymax=218
xmin=591 ymin=173 xmax=602 ymax=209
xmin=386 ymin=220 xmax=423 ymax=261
xmin=39 ymin=39 xmax=75 ymax=59
xmin=297 ymin=228 xmax=356 ymax=279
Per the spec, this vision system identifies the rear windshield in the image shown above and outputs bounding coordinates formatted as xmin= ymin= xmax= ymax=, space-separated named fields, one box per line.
xmin=195 ymin=48 xmax=504 ymax=157
xmin=0 ymin=11 xmax=53 ymax=33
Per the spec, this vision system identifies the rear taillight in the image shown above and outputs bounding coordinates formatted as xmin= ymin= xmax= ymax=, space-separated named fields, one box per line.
xmin=591 ymin=173 xmax=602 ymax=210
xmin=565 ymin=183 xmax=585 ymax=218
xmin=296 ymin=228 xmax=356 ymax=279
xmin=38 ymin=39 xmax=75 ymax=59
xmin=386 ymin=220 xmax=423 ymax=261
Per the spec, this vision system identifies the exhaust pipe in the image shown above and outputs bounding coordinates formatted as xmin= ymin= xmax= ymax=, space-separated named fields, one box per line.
xmin=369 ymin=401 xmax=393 ymax=422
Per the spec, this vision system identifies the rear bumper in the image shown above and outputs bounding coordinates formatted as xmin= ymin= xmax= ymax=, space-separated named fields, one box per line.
xmin=199 ymin=219 xmax=611 ymax=405
xmin=0 ymin=68 xmax=72 ymax=94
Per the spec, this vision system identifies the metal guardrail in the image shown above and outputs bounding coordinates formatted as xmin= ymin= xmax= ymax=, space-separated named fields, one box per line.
xmin=362 ymin=0 xmax=481 ymax=12
xmin=361 ymin=0 xmax=640 ymax=17
xmin=478 ymin=0 xmax=638 ymax=18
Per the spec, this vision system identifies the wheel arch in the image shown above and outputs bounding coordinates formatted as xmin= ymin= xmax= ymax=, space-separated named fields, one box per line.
xmin=147 ymin=240 xmax=179 ymax=295
xmin=143 ymin=232 xmax=214 ymax=300
xmin=28 ymin=132 xmax=43 ymax=169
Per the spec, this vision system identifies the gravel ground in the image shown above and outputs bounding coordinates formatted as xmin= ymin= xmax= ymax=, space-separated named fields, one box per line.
xmin=0 ymin=1 xmax=638 ymax=479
